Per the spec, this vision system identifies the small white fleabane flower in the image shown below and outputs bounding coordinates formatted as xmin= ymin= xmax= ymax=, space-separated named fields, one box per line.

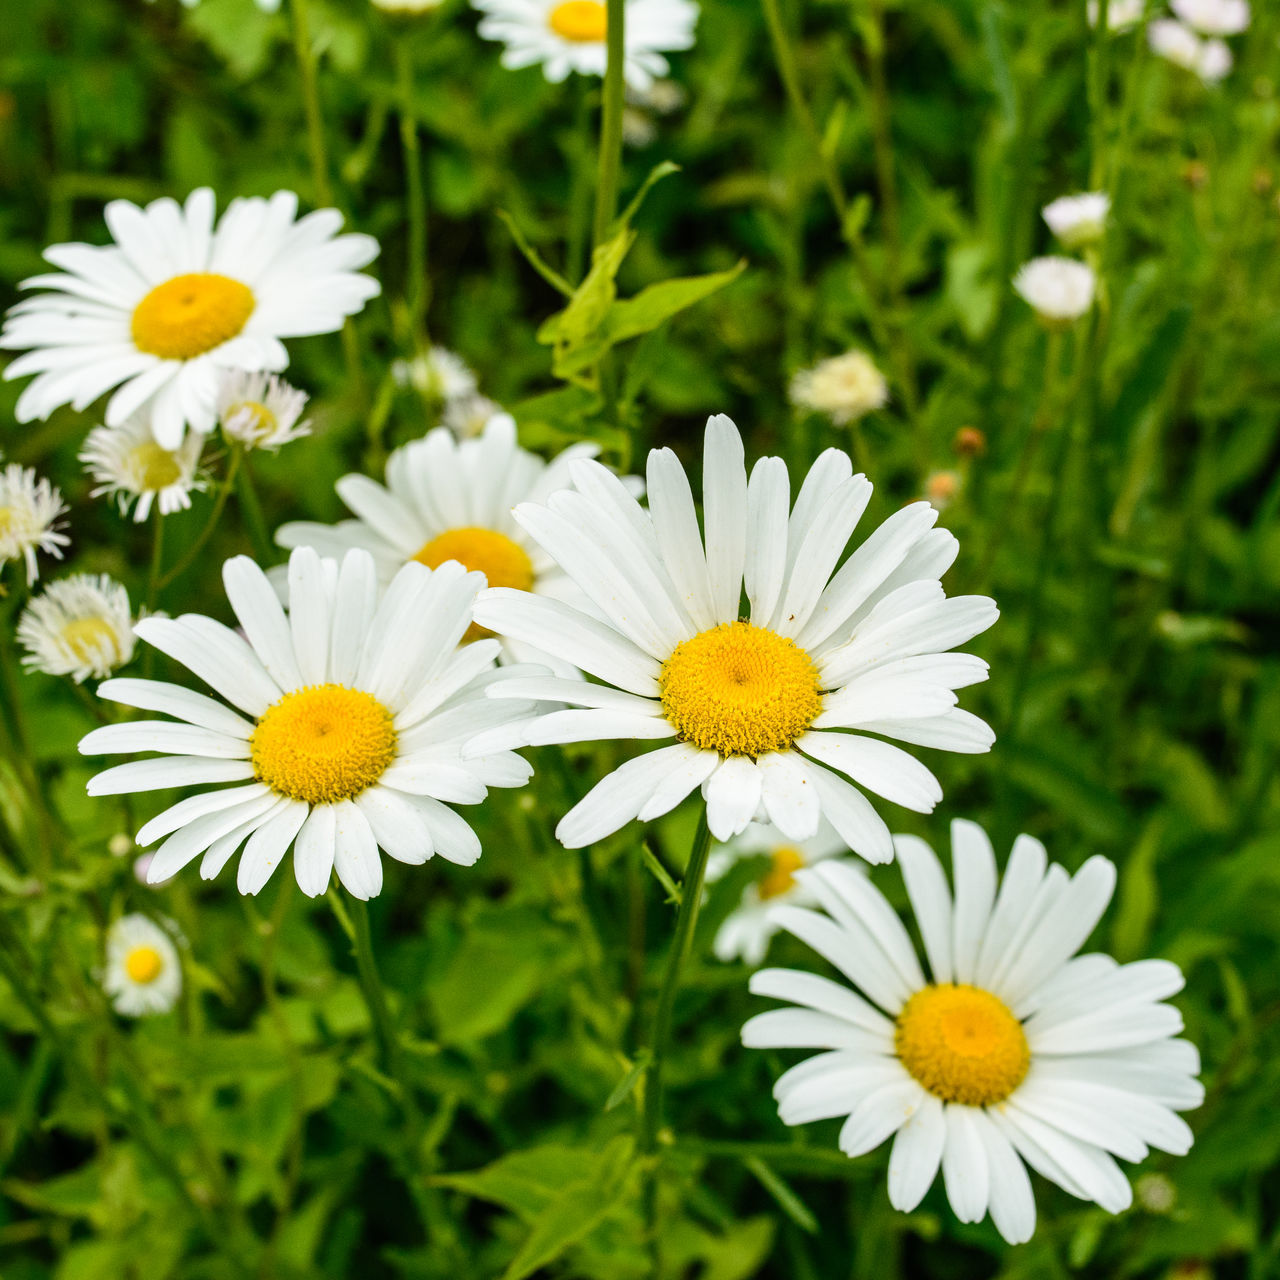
xmin=0 ymin=188 xmax=379 ymax=448
xmin=1195 ymin=37 xmax=1233 ymax=81
xmin=0 ymin=463 xmax=69 ymax=584
xmin=18 ymin=574 xmax=136 ymax=683
xmin=468 ymin=415 xmax=998 ymax=856
xmin=1087 ymin=0 xmax=1145 ymax=29
xmin=444 ymin=394 xmax=504 ymax=441
xmin=1013 ymin=257 xmax=1097 ymax=325
xmin=790 ymin=351 xmax=889 ymax=426
xmin=392 ymin=345 xmax=479 ymax=402
xmin=79 ymin=414 xmax=205 ymax=522
xmin=1170 ymin=0 xmax=1249 ymax=35
xmin=78 ymin=547 xmax=536 ymax=901
xmin=709 ymin=822 xmax=850 ymax=966
xmin=217 ymin=370 xmax=310 ymax=451
xmin=1149 ymin=18 xmax=1232 ymax=80
xmin=743 ymin=820 xmax=1203 ymax=1244
xmin=104 ymin=914 xmax=182 ymax=1017
xmin=1042 ymin=192 xmax=1111 ymax=248
xmin=472 ymin=0 xmax=698 ymax=93
xmin=372 ymin=0 xmax=443 ymax=11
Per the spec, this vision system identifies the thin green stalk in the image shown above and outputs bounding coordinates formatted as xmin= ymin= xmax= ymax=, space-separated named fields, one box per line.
xmin=233 ymin=451 xmax=276 ymax=565
xmin=348 ymin=897 xmax=404 ymax=1082
xmin=158 ymin=449 xmax=241 ymax=591
xmin=591 ymin=0 xmax=627 ymax=247
xmin=677 ymin=1137 xmax=863 ymax=1178
xmin=146 ymin=505 xmax=166 ymax=613
xmin=395 ymin=40 xmax=429 ymax=341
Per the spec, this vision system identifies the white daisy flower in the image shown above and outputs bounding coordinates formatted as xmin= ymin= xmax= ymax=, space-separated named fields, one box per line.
xmin=0 ymin=463 xmax=69 ymax=584
xmin=1012 ymin=257 xmax=1096 ymax=325
xmin=1041 ymin=192 xmax=1111 ymax=249
xmin=78 ymin=547 xmax=536 ymax=900
xmin=104 ymin=914 xmax=182 ymax=1017
xmin=789 ymin=351 xmax=889 ymax=426
xmin=18 ymin=574 xmax=136 ymax=683
xmin=1149 ymin=18 xmax=1232 ymax=80
xmin=472 ymin=0 xmax=698 ymax=93
xmin=468 ymin=415 xmax=998 ymax=855
xmin=709 ymin=821 xmax=850 ymax=967
xmin=391 ymin=345 xmax=478 ymax=402
xmin=1194 ymin=36 xmax=1233 ymax=81
xmin=1087 ymin=0 xmax=1145 ymax=29
xmin=443 ymin=394 xmax=504 ymax=441
xmin=277 ymin=414 xmax=639 ymax=674
xmin=1170 ymin=0 xmax=1249 ymax=35
xmin=1 ymin=188 xmax=380 ymax=449
xmin=372 ymin=0 xmax=444 ymax=11
xmin=217 ymin=370 xmax=310 ymax=452
xmin=79 ymin=413 xmax=205 ymax=523
xmin=743 ymin=820 xmax=1202 ymax=1244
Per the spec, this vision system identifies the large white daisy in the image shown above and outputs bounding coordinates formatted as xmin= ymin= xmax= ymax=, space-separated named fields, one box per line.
xmin=1 ymin=188 xmax=380 ymax=449
xmin=468 ymin=415 xmax=997 ymax=855
xmin=742 ymin=820 xmax=1202 ymax=1243
xmin=78 ymin=547 xmax=536 ymax=900
xmin=472 ymin=0 xmax=698 ymax=92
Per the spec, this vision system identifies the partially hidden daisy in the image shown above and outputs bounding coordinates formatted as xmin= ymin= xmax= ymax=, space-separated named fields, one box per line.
xmin=1042 ymin=192 xmax=1110 ymax=249
xmin=709 ymin=821 xmax=850 ymax=967
xmin=217 ymin=370 xmax=310 ymax=452
xmin=1013 ymin=257 xmax=1097 ymax=326
xmin=276 ymin=414 xmax=640 ymax=673
xmin=0 ymin=463 xmax=69 ymax=584
xmin=1149 ymin=18 xmax=1232 ymax=81
xmin=789 ymin=350 xmax=889 ymax=426
xmin=1087 ymin=0 xmax=1145 ymax=29
xmin=78 ymin=547 xmax=537 ymax=900
xmin=468 ymin=415 xmax=998 ymax=855
xmin=391 ymin=344 xmax=478 ymax=403
xmin=18 ymin=574 xmax=136 ymax=683
xmin=1170 ymin=0 xmax=1249 ymax=36
xmin=1 ymin=187 xmax=379 ymax=448
xmin=472 ymin=0 xmax=698 ymax=93
xmin=80 ymin=412 xmax=205 ymax=522
xmin=742 ymin=820 xmax=1202 ymax=1243
xmin=104 ymin=914 xmax=182 ymax=1017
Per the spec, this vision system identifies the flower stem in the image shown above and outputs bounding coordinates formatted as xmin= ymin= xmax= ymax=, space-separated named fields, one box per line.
xmin=348 ymin=897 xmax=403 ymax=1082
xmin=591 ymin=0 xmax=627 ymax=248
xmin=233 ymin=451 xmax=276 ymax=566
xmin=395 ymin=40 xmax=429 ymax=342
xmin=158 ymin=448 xmax=241 ymax=591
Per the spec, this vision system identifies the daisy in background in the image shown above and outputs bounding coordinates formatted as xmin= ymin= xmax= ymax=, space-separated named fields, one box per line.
xmin=0 ymin=463 xmax=68 ymax=584
xmin=1013 ymin=257 xmax=1097 ymax=326
xmin=473 ymin=0 xmax=698 ymax=93
xmin=78 ymin=547 xmax=537 ymax=900
xmin=469 ymin=415 xmax=997 ymax=856
xmin=1087 ymin=0 xmax=1145 ymax=29
xmin=789 ymin=350 xmax=889 ymax=427
xmin=80 ymin=413 xmax=205 ymax=523
xmin=1 ymin=187 xmax=379 ymax=449
xmin=104 ymin=914 xmax=182 ymax=1017
xmin=18 ymin=574 xmax=136 ymax=684
xmin=1148 ymin=19 xmax=1232 ymax=81
xmin=1170 ymin=0 xmax=1249 ymax=35
xmin=392 ymin=344 xmax=479 ymax=404
xmin=217 ymin=370 xmax=310 ymax=452
xmin=444 ymin=394 xmax=504 ymax=441
xmin=709 ymin=821 xmax=851 ymax=967
xmin=742 ymin=820 xmax=1202 ymax=1243
xmin=1042 ymin=192 xmax=1110 ymax=249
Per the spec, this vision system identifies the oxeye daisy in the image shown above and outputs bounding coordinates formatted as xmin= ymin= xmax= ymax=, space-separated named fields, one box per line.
xmin=1171 ymin=0 xmax=1249 ymax=36
xmin=1013 ymin=257 xmax=1097 ymax=326
xmin=468 ymin=415 xmax=997 ymax=855
xmin=0 ymin=463 xmax=69 ymax=584
xmin=77 ymin=547 xmax=537 ymax=900
xmin=217 ymin=370 xmax=310 ymax=452
xmin=18 ymin=574 xmax=136 ymax=683
xmin=104 ymin=914 xmax=182 ymax=1017
xmin=472 ymin=0 xmax=698 ymax=93
xmin=1041 ymin=192 xmax=1110 ymax=249
xmin=80 ymin=413 xmax=205 ymax=522
xmin=391 ymin=345 xmax=478 ymax=402
xmin=742 ymin=820 xmax=1202 ymax=1244
xmin=276 ymin=414 xmax=640 ymax=673
xmin=0 ymin=187 xmax=380 ymax=449
xmin=789 ymin=350 xmax=889 ymax=426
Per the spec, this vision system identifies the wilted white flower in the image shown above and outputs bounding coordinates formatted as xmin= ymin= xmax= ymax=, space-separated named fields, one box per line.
xmin=1042 ymin=192 xmax=1111 ymax=248
xmin=1087 ymin=0 xmax=1145 ymax=29
xmin=392 ymin=345 xmax=479 ymax=403
xmin=18 ymin=574 xmax=136 ymax=683
xmin=1013 ymin=257 xmax=1096 ymax=325
xmin=443 ymin=394 xmax=504 ymax=440
xmin=1149 ymin=18 xmax=1233 ymax=81
xmin=790 ymin=351 xmax=889 ymax=426
xmin=1170 ymin=0 xmax=1249 ymax=36
xmin=104 ymin=914 xmax=182 ymax=1017
xmin=217 ymin=370 xmax=310 ymax=452
xmin=0 ymin=463 xmax=68 ymax=584
xmin=80 ymin=414 xmax=205 ymax=523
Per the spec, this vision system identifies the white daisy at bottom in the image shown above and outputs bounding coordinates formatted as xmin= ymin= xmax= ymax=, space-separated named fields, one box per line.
xmin=742 ymin=820 xmax=1201 ymax=1244
xmin=18 ymin=574 xmax=136 ymax=683
xmin=104 ymin=914 xmax=182 ymax=1017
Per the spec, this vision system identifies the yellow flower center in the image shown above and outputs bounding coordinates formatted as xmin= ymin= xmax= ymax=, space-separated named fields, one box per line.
xmin=250 ymin=684 xmax=397 ymax=805
xmin=895 ymin=984 xmax=1030 ymax=1107
xmin=757 ymin=845 xmax=805 ymax=900
xmin=131 ymin=272 xmax=256 ymax=360
xmin=225 ymin=399 xmax=278 ymax=441
xmin=62 ymin=617 xmax=122 ymax=666
xmin=124 ymin=945 xmax=164 ymax=985
xmin=415 ymin=526 xmax=535 ymax=642
xmin=548 ymin=0 xmax=608 ymax=41
xmin=660 ymin=622 xmax=823 ymax=758
xmin=0 ymin=507 xmax=13 ymax=535
xmin=127 ymin=441 xmax=183 ymax=491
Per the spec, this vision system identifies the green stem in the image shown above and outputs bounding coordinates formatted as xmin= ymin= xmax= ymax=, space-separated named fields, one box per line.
xmin=348 ymin=898 xmax=403 ymax=1081
xmin=146 ymin=505 xmax=166 ymax=614
xmin=591 ymin=0 xmax=627 ymax=248
xmin=233 ymin=452 xmax=275 ymax=565
xmin=395 ymin=40 xmax=429 ymax=341
xmin=157 ymin=449 xmax=242 ymax=591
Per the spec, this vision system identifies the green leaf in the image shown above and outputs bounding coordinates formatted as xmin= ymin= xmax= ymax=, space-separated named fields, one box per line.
xmin=604 ymin=1051 xmax=650 ymax=1112
xmin=496 ymin=209 xmax=573 ymax=298
xmin=614 ymin=160 xmax=681 ymax=232
xmin=742 ymin=1157 xmax=818 ymax=1235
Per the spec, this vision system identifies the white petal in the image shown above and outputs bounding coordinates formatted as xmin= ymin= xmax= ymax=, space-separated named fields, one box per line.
xmin=332 ymin=800 xmax=384 ymax=899
xmin=894 ymin=834 xmax=953 ymax=984
xmin=704 ymin=755 xmax=762 ymax=841
xmin=223 ymin=556 xmax=305 ymax=691
xmin=887 ymin=1094 xmax=946 ymax=1212
xmin=951 ymin=818 xmax=996 ymax=984
xmin=294 ymin=805 xmax=337 ymax=897
xmin=972 ymin=1111 xmax=1036 ymax=1244
xmin=701 ymin=414 xmax=748 ymax=621
xmin=941 ymin=1106 xmax=990 ymax=1224
xmin=236 ymin=801 xmax=308 ymax=895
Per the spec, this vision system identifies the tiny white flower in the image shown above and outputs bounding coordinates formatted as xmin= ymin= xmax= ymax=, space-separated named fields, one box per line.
xmin=392 ymin=346 xmax=479 ymax=402
xmin=372 ymin=0 xmax=443 ymax=11
xmin=1195 ymin=37 xmax=1233 ymax=81
xmin=1042 ymin=191 xmax=1111 ymax=248
xmin=1170 ymin=0 xmax=1249 ymax=36
xmin=1013 ymin=257 xmax=1096 ymax=325
xmin=0 ymin=463 xmax=69 ymax=584
xmin=104 ymin=914 xmax=182 ymax=1017
xmin=217 ymin=370 xmax=310 ymax=452
xmin=17 ymin=574 xmax=136 ymax=683
xmin=790 ymin=351 xmax=889 ymax=426
xmin=443 ymin=394 xmax=504 ymax=441
xmin=80 ymin=413 xmax=205 ymax=523
xmin=1149 ymin=18 xmax=1232 ymax=81
xmin=1087 ymin=0 xmax=1145 ymax=30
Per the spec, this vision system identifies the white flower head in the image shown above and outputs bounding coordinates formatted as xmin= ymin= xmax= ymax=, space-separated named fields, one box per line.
xmin=217 ymin=370 xmax=310 ymax=451
xmin=468 ymin=415 xmax=998 ymax=857
xmin=18 ymin=574 xmax=136 ymax=683
xmin=1042 ymin=191 xmax=1111 ymax=249
xmin=1013 ymin=257 xmax=1097 ymax=325
xmin=392 ymin=345 xmax=480 ymax=403
xmin=0 ymin=463 xmax=69 ymax=584
xmin=1170 ymin=0 xmax=1249 ymax=35
xmin=1149 ymin=18 xmax=1233 ymax=80
xmin=1195 ymin=37 xmax=1233 ymax=81
xmin=444 ymin=394 xmax=504 ymax=440
xmin=1087 ymin=0 xmax=1145 ymax=29
xmin=79 ymin=547 xmax=537 ymax=901
xmin=80 ymin=413 xmax=206 ymax=523
xmin=1 ymin=188 xmax=380 ymax=449
xmin=104 ymin=914 xmax=182 ymax=1016
xmin=472 ymin=0 xmax=698 ymax=93
xmin=372 ymin=0 xmax=444 ymax=11
xmin=743 ymin=820 xmax=1203 ymax=1244
xmin=790 ymin=351 xmax=889 ymax=426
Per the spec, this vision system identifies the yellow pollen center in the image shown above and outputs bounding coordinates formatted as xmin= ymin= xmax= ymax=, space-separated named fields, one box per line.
xmin=415 ymin=526 xmax=535 ymax=642
xmin=0 ymin=507 xmax=13 ymax=535
xmin=660 ymin=622 xmax=823 ymax=758
xmin=548 ymin=0 xmax=608 ymax=41
xmin=250 ymin=684 xmax=397 ymax=805
xmin=757 ymin=845 xmax=805 ymax=900
xmin=125 ymin=945 xmax=164 ymax=984
xmin=127 ymin=441 xmax=183 ymax=491
xmin=895 ymin=984 xmax=1030 ymax=1107
xmin=62 ymin=616 xmax=121 ymax=665
xmin=226 ymin=399 xmax=278 ymax=440
xmin=131 ymin=272 xmax=256 ymax=360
